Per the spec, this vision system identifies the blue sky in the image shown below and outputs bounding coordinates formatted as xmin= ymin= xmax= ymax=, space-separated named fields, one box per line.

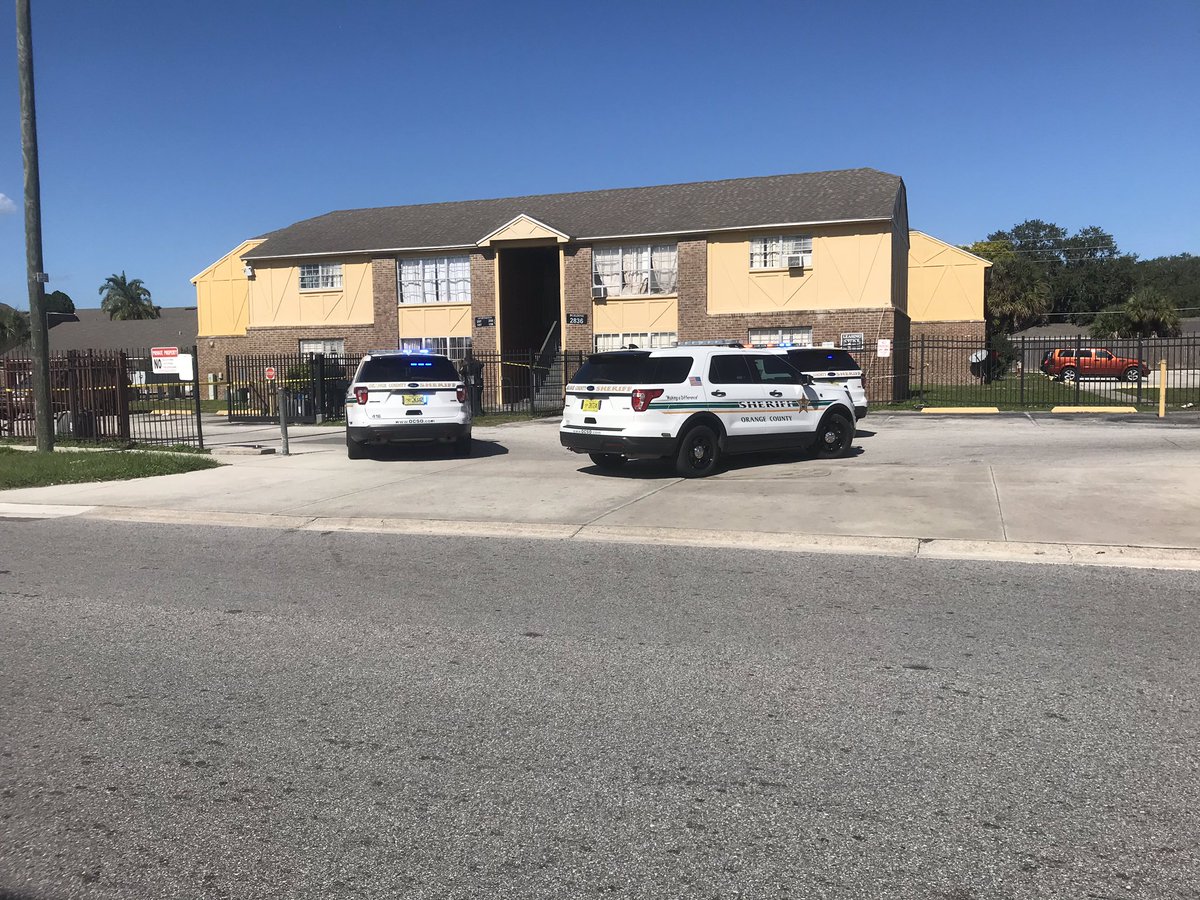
xmin=1 ymin=0 xmax=1197 ymax=310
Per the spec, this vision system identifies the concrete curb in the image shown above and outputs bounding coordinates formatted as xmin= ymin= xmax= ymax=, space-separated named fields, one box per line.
xmin=13 ymin=504 xmax=1192 ymax=572
xmin=1050 ymin=406 xmax=1138 ymax=413
xmin=920 ymin=407 xmax=999 ymax=414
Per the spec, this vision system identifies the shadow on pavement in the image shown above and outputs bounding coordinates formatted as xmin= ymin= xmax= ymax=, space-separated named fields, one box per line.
xmin=361 ymin=439 xmax=509 ymax=462
xmin=578 ymin=443 xmax=865 ymax=479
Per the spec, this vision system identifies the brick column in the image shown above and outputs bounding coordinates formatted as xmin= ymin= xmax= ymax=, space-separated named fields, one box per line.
xmin=562 ymin=244 xmax=593 ymax=352
xmin=675 ymin=238 xmax=708 ymax=342
xmin=370 ymin=257 xmax=399 ymax=349
xmin=470 ymin=249 xmax=497 ymax=351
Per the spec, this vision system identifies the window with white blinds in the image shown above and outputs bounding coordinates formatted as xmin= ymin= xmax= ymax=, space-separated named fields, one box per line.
xmin=398 ymin=256 xmax=472 ymax=304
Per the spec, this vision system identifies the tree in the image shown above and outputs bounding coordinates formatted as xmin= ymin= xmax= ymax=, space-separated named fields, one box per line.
xmin=98 ymin=272 xmax=159 ymax=320
xmin=1090 ymin=287 xmax=1182 ymax=339
xmin=0 ymin=302 xmax=32 ymax=353
xmin=45 ymin=289 xmax=74 ymax=314
xmin=1136 ymin=253 xmax=1200 ymax=311
xmin=967 ymin=238 xmax=1051 ymax=334
xmin=987 ymin=220 xmax=1069 ymax=266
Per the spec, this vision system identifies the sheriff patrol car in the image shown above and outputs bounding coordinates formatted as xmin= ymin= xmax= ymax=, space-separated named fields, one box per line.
xmin=559 ymin=344 xmax=857 ymax=477
xmin=345 ymin=351 xmax=471 ymax=459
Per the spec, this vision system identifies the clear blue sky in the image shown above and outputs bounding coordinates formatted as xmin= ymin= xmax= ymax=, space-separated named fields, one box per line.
xmin=1 ymin=0 xmax=1197 ymax=311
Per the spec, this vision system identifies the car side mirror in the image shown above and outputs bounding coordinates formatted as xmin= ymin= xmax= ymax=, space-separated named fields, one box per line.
xmin=798 ymin=373 xmax=814 ymax=386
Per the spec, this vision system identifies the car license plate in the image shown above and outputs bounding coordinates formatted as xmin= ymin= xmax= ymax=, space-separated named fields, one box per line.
xmin=581 ymin=398 xmax=601 ymax=412
xmin=402 ymin=393 xmax=426 ymax=406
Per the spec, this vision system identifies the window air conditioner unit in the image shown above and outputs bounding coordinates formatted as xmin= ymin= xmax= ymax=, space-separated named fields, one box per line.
xmin=786 ymin=254 xmax=806 ymax=270
xmin=591 ymin=285 xmax=607 ymax=300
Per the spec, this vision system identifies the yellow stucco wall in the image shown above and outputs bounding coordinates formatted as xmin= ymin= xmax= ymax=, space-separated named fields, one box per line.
xmin=192 ymin=239 xmax=263 ymax=337
xmin=707 ymin=224 xmax=893 ymax=314
xmin=398 ymin=304 xmax=472 ymax=338
xmin=907 ymin=230 xmax=989 ymax=322
xmin=592 ymin=297 xmax=679 ymax=334
xmin=246 ymin=257 xmax=374 ymax=328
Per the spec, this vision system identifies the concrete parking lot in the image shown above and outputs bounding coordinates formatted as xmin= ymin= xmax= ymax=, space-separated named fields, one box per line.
xmin=3 ymin=413 xmax=1200 ymax=568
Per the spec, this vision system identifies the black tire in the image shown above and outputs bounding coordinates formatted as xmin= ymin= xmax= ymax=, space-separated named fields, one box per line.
xmin=813 ymin=411 xmax=855 ymax=459
xmin=1123 ymin=366 xmax=1141 ymax=383
xmin=346 ymin=433 xmax=368 ymax=460
xmin=588 ymin=452 xmax=626 ymax=471
xmin=454 ymin=434 xmax=472 ymax=456
xmin=1060 ymin=366 xmax=1078 ymax=382
xmin=675 ymin=424 xmax=720 ymax=478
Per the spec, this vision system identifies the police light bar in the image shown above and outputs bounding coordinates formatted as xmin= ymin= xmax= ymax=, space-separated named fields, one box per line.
xmin=674 ymin=339 xmax=744 ymax=347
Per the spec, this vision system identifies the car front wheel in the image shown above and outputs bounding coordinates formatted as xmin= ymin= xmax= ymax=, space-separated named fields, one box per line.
xmin=813 ymin=411 xmax=854 ymax=459
xmin=675 ymin=424 xmax=720 ymax=478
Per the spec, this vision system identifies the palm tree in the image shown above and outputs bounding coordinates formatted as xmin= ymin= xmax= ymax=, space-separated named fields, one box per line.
xmin=99 ymin=272 xmax=160 ymax=320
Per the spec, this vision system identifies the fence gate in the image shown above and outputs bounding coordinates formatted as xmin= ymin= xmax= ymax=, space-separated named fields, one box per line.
xmin=225 ymin=353 xmax=355 ymax=423
xmin=1 ymin=345 xmax=205 ymax=448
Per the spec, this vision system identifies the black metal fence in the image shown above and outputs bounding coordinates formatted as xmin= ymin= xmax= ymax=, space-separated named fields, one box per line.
xmin=902 ymin=334 xmax=1200 ymax=410
xmin=1 ymin=346 xmax=205 ymax=447
xmin=225 ymin=350 xmax=588 ymax=423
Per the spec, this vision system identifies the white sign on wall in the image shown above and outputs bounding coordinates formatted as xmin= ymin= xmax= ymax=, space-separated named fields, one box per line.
xmin=876 ymin=339 xmax=892 ymax=358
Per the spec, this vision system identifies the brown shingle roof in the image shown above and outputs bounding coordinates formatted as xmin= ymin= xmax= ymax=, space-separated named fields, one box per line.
xmin=244 ymin=168 xmax=903 ymax=260
xmin=45 ymin=308 xmax=199 ymax=353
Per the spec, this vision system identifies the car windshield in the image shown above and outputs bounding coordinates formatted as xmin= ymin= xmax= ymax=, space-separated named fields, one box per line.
xmin=571 ymin=352 xmax=693 ymax=385
xmin=787 ymin=349 xmax=861 ymax=372
xmin=357 ymin=355 xmax=460 ymax=382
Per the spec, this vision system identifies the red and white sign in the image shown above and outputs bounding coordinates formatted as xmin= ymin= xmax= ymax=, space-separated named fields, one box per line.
xmin=265 ymin=366 xmax=277 ymax=381
xmin=151 ymin=346 xmax=180 ymax=374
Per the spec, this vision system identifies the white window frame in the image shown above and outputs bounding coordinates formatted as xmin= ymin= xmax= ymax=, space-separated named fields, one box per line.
xmin=747 ymin=326 xmax=813 ymax=348
xmin=750 ymin=235 xmax=813 ymax=270
xmin=592 ymin=244 xmax=678 ymax=298
xmin=398 ymin=256 xmax=472 ymax=305
xmin=593 ymin=331 xmax=677 ymax=352
xmin=399 ymin=335 xmax=473 ymax=362
xmin=298 ymin=338 xmax=346 ymax=356
xmin=299 ymin=262 xmax=343 ymax=291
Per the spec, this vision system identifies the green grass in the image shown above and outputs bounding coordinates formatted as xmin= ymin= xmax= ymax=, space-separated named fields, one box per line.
xmin=883 ymin=377 xmax=1085 ymax=410
xmin=0 ymin=445 xmax=220 ymax=489
xmin=1116 ymin=386 xmax=1200 ymax=408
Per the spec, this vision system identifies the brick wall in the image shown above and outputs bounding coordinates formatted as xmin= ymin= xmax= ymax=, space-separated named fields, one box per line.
xmin=371 ymin=257 xmax=399 ymax=346
xmin=470 ymin=249 xmax=497 ymax=351
xmin=562 ymin=244 xmax=593 ymax=352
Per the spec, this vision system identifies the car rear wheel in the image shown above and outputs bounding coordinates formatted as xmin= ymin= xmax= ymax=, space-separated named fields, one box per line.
xmin=1123 ymin=366 xmax=1141 ymax=382
xmin=1060 ymin=366 xmax=1078 ymax=382
xmin=454 ymin=434 xmax=472 ymax=456
xmin=588 ymin=452 xmax=626 ymax=471
xmin=813 ymin=411 xmax=854 ymax=459
xmin=675 ymin=424 xmax=720 ymax=478
xmin=346 ymin=433 xmax=368 ymax=460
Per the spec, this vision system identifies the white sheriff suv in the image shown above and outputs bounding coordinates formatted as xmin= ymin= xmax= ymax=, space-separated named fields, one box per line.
xmin=559 ymin=344 xmax=857 ymax=477
xmin=345 ymin=350 xmax=471 ymax=459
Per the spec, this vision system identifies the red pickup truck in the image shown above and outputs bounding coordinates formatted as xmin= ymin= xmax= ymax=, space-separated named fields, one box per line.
xmin=1040 ymin=348 xmax=1150 ymax=382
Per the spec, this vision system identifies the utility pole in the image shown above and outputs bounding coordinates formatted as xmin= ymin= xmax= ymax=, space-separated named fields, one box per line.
xmin=16 ymin=0 xmax=53 ymax=451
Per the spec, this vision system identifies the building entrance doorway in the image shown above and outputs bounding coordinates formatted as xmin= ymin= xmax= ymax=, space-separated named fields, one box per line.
xmin=499 ymin=246 xmax=560 ymax=353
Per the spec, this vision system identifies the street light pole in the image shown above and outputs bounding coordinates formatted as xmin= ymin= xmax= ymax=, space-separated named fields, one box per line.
xmin=15 ymin=0 xmax=53 ymax=451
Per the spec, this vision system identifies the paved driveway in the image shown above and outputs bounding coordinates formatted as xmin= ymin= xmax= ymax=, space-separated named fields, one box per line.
xmin=4 ymin=414 xmax=1200 ymax=555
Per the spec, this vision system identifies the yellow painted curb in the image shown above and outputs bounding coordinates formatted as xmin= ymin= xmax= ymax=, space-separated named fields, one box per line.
xmin=1050 ymin=406 xmax=1138 ymax=414
xmin=920 ymin=407 xmax=1000 ymax=414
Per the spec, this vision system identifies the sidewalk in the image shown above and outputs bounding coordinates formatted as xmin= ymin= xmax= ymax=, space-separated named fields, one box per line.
xmin=3 ymin=415 xmax=1200 ymax=569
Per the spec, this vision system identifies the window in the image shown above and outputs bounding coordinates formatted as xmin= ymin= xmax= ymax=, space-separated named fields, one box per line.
xmin=750 ymin=354 xmax=801 ymax=384
xmin=593 ymin=244 xmax=678 ymax=297
xmin=747 ymin=326 xmax=813 ymax=347
xmin=709 ymin=355 xmax=754 ymax=385
xmin=299 ymin=338 xmax=345 ymax=357
xmin=358 ymin=355 xmax=462 ymax=382
xmin=594 ymin=332 xmax=677 ymax=352
xmin=399 ymin=336 xmax=473 ymax=362
xmin=571 ymin=354 xmax=693 ymax=385
xmin=399 ymin=256 xmax=472 ymax=304
xmin=750 ymin=235 xmax=813 ymax=270
xmin=299 ymin=263 xmax=343 ymax=291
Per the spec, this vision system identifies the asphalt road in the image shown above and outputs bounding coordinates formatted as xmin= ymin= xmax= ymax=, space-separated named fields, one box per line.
xmin=1 ymin=519 xmax=1198 ymax=900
